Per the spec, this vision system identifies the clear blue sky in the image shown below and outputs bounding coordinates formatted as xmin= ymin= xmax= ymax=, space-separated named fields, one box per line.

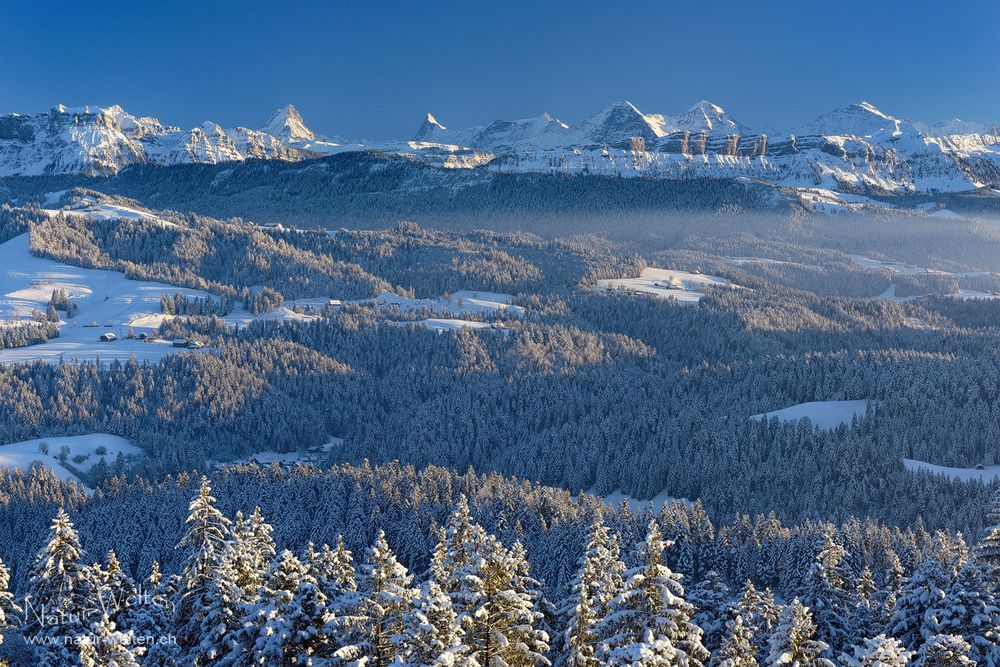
xmin=1 ymin=0 xmax=997 ymax=139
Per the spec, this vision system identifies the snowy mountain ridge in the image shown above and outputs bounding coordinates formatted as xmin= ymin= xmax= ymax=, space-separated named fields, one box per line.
xmin=1 ymin=100 xmax=998 ymax=200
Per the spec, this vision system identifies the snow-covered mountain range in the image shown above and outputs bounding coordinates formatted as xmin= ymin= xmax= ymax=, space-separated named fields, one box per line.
xmin=2 ymin=100 xmax=998 ymax=202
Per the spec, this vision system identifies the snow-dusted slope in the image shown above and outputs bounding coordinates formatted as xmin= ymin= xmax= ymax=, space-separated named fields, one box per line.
xmin=0 ymin=434 xmax=140 ymax=488
xmin=594 ymin=267 xmax=741 ymax=303
xmin=0 ymin=233 xmax=215 ymax=365
xmin=798 ymin=101 xmax=914 ymax=137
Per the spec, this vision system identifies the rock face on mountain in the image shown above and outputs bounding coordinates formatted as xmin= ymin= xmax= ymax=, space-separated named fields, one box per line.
xmin=1 ymin=99 xmax=998 ymax=198
xmin=0 ymin=104 xmax=353 ymax=176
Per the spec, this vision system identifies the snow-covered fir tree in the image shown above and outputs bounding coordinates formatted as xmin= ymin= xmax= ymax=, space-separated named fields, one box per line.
xmin=765 ymin=599 xmax=833 ymax=667
xmin=436 ymin=496 xmax=550 ymax=666
xmin=887 ymin=557 xmax=949 ymax=650
xmin=307 ymin=535 xmax=359 ymax=597
xmin=173 ymin=476 xmax=232 ymax=655
xmin=710 ymin=607 xmax=758 ymax=667
xmin=734 ymin=581 xmax=780 ymax=665
xmin=23 ymin=507 xmax=92 ymax=666
xmin=188 ymin=543 xmax=244 ymax=665
xmin=221 ymin=548 xmax=339 ymax=666
xmin=117 ymin=562 xmax=181 ymax=667
xmin=915 ymin=633 xmax=976 ymax=666
xmin=598 ymin=519 xmax=709 ymax=667
xmin=92 ymin=550 xmax=135 ymax=627
xmin=840 ymin=634 xmax=912 ymax=667
xmin=923 ymin=560 xmax=1000 ymax=666
xmin=401 ymin=576 xmax=473 ymax=667
xmin=560 ymin=517 xmax=626 ymax=667
xmin=0 ymin=558 xmax=19 ymax=666
xmin=850 ymin=566 xmax=878 ymax=640
xmin=797 ymin=529 xmax=852 ymax=656
xmin=229 ymin=508 xmax=275 ymax=595
xmin=78 ymin=615 xmax=144 ymax=667
xmin=689 ymin=570 xmax=732 ymax=653
xmin=978 ymin=487 xmax=1000 ymax=567
xmin=359 ymin=529 xmax=420 ymax=666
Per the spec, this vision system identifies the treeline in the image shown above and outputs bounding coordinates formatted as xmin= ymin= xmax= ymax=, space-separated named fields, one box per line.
xmin=23 ymin=196 xmax=643 ymax=302
xmin=0 ymin=323 xmax=58 ymax=350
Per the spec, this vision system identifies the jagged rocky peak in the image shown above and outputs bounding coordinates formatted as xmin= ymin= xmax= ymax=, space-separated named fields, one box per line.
xmin=671 ymin=100 xmax=750 ymax=135
xmin=261 ymin=104 xmax=315 ymax=142
xmin=413 ymin=113 xmax=449 ymax=141
xmin=580 ymin=100 xmax=667 ymax=144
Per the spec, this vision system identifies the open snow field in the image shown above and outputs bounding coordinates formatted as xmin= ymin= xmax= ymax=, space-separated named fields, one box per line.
xmin=0 ymin=234 xmax=213 ymax=364
xmin=601 ymin=488 xmax=681 ymax=513
xmin=0 ymin=433 xmax=141 ymax=488
xmin=751 ymin=400 xmax=872 ymax=430
xmin=42 ymin=194 xmax=178 ymax=228
xmin=371 ymin=290 xmax=526 ymax=317
xmin=849 ymin=254 xmax=989 ymax=280
xmin=414 ymin=318 xmax=495 ymax=332
xmin=903 ymin=458 xmax=1000 ymax=483
xmin=594 ymin=267 xmax=737 ymax=303
xmin=217 ymin=437 xmax=344 ymax=468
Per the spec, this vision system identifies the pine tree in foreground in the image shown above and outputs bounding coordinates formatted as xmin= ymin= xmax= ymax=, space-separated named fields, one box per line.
xmin=401 ymin=577 xmax=472 ymax=666
xmin=228 ymin=508 xmax=275 ymax=595
xmin=221 ymin=548 xmax=338 ymax=666
xmin=437 ymin=496 xmax=550 ymax=667
xmin=359 ymin=529 xmax=419 ymax=666
xmin=117 ymin=562 xmax=181 ymax=667
xmin=841 ymin=635 xmax=912 ymax=667
xmin=735 ymin=580 xmax=779 ymax=666
xmin=24 ymin=507 xmax=90 ymax=666
xmin=850 ymin=566 xmax=879 ymax=641
xmin=887 ymin=557 xmax=949 ymax=650
xmin=689 ymin=570 xmax=732 ymax=654
xmin=189 ymin=544 xmax=245 ymax=665
xmin=710 ymin=608 xmax=758 ymax=667
xmin=797 ymin=530 xmax=851 ymax=656
xmin=0 ymin=558 xmax=20 ymax=652
xmin=78 ymin=615 xmax=144 ymax=667
xmin=922 ymin=560 xmax=1000 ymax=667
xmin=915 ymin=633 xmax=975 ymax=666
xmin=173 ymin=476 xmax=232 ymax=653
xmin=561 ymin=517 xmax=625 ymax=667
xmin=307 ymin=535 xmax=359 ymax=598
xmin=765 ymin=599 xmax=833 ymax=667
xmin=598 ymin=519 xmax=709 ymax=667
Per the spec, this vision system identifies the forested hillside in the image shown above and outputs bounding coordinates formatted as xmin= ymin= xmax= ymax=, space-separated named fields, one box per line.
xmin=2 ymin=189 xmax=1000 ymax=663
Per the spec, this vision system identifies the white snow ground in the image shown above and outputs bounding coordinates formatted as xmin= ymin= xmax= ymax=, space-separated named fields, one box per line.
xmin=217 ymin=437 xmax=344 ymax=468
xmin=751 ymin=400 xmax=872 ymax=430
xmin=371 ymin=290 xmax=526 ymax=317
xmin=903 ymin=458 xmax=1000 ymax=483
xmin=0 ymin=433 xmax=141 ymax=488
xmin=594 ymin=267 xmax=738 ymax=303
xmin=42 ymin=194 xmax=178 ymax=228
xmin=413 ymin=319 xmax=495 ymax=332
xmin=601 ymin=488 xmax=682 ymax=513
xmin=0 ymin=234 xmax=213 ymax=364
